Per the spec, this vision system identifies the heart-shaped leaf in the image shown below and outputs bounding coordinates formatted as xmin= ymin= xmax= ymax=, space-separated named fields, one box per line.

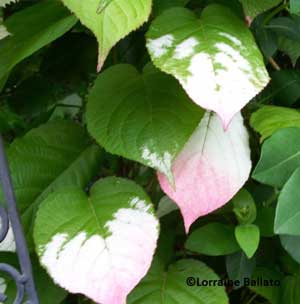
xmin=235 ymin=224 xmax=260 ymax=258
xmin=158 ymin=111 xmax=252 ymax=232
xmin=87 ymin=64 xmax=204 ymax=183
xmin=61 ymin=0 xmax=152 ymax=70
xmin=34 ymin=177 xmax=159 ymax=304
xmin=253 ymin=128 xmax=300 ymax=188
xmin=146 ymin=5 xmax=269 ymax=128
xmin=128 ymin=258 xmax=228 ymax=304
xmin=275 ymin=168 xmax=300 ymax=235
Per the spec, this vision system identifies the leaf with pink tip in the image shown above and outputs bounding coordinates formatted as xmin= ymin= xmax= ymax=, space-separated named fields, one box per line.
xmin=34 ymin=177 xmax=159 ymax=304
xmin=158 ymin=112 xmax=252 ymax=232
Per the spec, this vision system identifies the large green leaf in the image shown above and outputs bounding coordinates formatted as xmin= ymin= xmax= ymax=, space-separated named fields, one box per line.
xmin=61 ymin=0 xmax=152 ymax=70
xmin=239 ymin=0 xmax=281 ymax=19
xmin=275 ymin=168 xmax=300 ymax=235
xmin=185 ymin=223 xmax=240 ymax=256
xmin=146 ymin=5 xmax=269 ymax=127
xmin=251 ymin=106 xmax=300 ymax=141
xmin=128 ymin=258 xmax=228 ymax=303
xmin=34 ymin=177 xmax=159 ymax=304
xmin=0 ymin=0 xmax=77 ymax=81
xmin=0 ymin=120 xmax=103 ymax=246
xmin=87 ymin=64 xmax=204 ymax=183
xmin=252 ymin=128 xmax=300 ymax=188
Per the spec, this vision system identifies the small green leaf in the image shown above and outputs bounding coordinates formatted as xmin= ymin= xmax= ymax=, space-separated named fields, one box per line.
xmin=232 ymin=189 xmax=257 ymax=225
xmin=128 ymin=258 xmax=228 ymax=304
xmin=252 ymin=128 xmax=300 ymax=188
xmin=34 ymin=177 xmax=159 ymax=304
xmin=239 ymin=0 xmax=281 ymax=19
xmin=185 ymin=223 xmax=240 ymax=256
xmin=280 ymin=235 xmax=300 ymax=263
xmin=0 ymin=0 xmax=77 ymax=81
xmin=61 ymin=0 xmax=152 ymax=70
xmin=87 ymin=64 xmax=204 ymax=183
xmin=275 ymin=168 xmax=300 ymax=235
xmin=235 ymin=224 xmax=260 ymax=258
xmin=251 ymin=106 xmax=300 ymax=141
xmin=146 ymin=5 xmax=269 ymax=127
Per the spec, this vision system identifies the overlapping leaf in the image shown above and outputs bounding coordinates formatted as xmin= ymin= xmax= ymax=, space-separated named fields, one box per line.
xmin=147 ymin=5 xmax=269 ymax=127
xmin=61 ymin=0 xmax=152 ymax=70
xmin=87 ymin=64 xmax=204 ymax=183
xmin=158 ymin=112 xmax=252 ymax=231
xmin=34 ymin=177 xmax=159 ymax=304
xmin=239 ymin=0 xmax=281 ymax=19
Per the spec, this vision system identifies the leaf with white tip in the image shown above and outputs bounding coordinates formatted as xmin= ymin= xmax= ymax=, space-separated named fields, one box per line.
xmin=158 ymin=112 xmax=252 ymax=232
xmin=34 ymin=177 xmax=159 ymax=304
xmin=61 ymin=0 xmax=152 ymax=70
xmin=87 ymin=64 xmax=204 ymax=183
xmin=146 ymin=5 xmax=270 ymax=128
xmin=0 ymin=0 xmax=18 ymax=7
xmin=0 ymin=221 xmax=15 ymax=252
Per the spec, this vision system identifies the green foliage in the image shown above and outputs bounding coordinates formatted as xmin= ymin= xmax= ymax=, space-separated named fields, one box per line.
xmin=1 ymin=0 xmax=300 ymax=303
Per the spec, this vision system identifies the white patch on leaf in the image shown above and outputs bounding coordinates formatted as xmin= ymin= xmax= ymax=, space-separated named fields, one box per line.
xmin=129 ymin=197 xmax=150 ymax=212
xmin=0 ymin=24 xmax=10 ymax=40
xmin=40 ymin=207 xmax=159 ymax=304
xmin=218 ymin=32 xmax=242 ymax=46
xmin=178 ymin=43 xmax=269 ymax=128
xmin=173 ymin=37 xmax=198 ymax=59
xmin=142 ymin=146 xmax=173 ymax=183
xmin=147 ymin=34 xmax=174 ymax=58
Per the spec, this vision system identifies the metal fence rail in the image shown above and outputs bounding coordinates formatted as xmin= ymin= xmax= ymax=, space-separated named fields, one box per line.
xmin=0 ymin=134 xmax=39 ymax=304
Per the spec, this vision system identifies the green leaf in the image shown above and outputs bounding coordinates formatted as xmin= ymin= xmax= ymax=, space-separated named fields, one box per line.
xmin=185 ymin=223 xmax=240 ymax=256
xmin=0 ymin=120 xmax=103 ymax=246
xmin=280 ymin=235 xmax=300 ymax=263
xmin=251 ymin=106 xmax=300 ymax=141
xmin=87 ymin=64 xmax=204 ymax=183
xmin=146 ymin=5 xmax=269 ymax=127
xmin=291 ymin=0 xmax=300 ymax=15
xmin=235 ymin=224 xmax=260 ymax=258
xmin=239 ymin=0 xmax=281 ymax=19
xmin=156 ymin=196 xmax=178 ymax=218
xmin=268 ymin=16 xmax=300 ymax=41
xmin=275 ymin=168 xmax=300 ymax=235
xmin=250 ymin=267 xmax=282 ymax=304
xmin=278 ymin=36 xmax=300 ymax=66
xmin=0 ymin=0 xmax=77 ymax=81
xmin=252 ymin=128 xmax=300 ymax=188
xmin=34 ymin=177 xmax=159 ymax=304
xmin=128 ymin=258 xmax=228 ymax=304
xmin=61 ymin=0 xmax=152 ymax=70
xmin=226 ymin=251 xmax=256 ymax=288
